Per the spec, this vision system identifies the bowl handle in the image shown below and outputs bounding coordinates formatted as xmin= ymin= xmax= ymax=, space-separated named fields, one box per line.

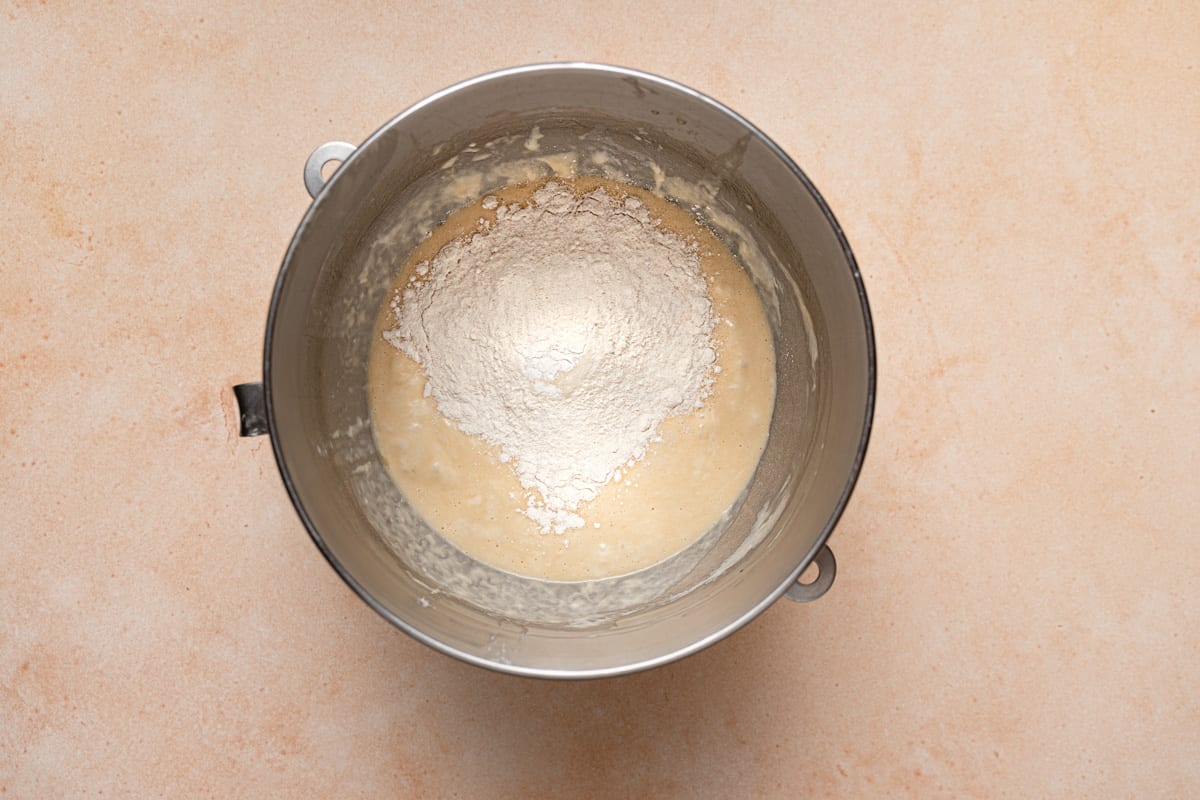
xmin=233 ymin=382 xmax=268 ymax=437
xmin=784 ymin=544 xmax=836 ymax=602
xmin=303 ymin=141 xmax=357 ymax=199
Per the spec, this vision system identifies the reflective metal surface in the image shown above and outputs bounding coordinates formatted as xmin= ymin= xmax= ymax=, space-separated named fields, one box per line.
xmin=303 ymin=141 xmax=356 ymax=199
xmin=784 ymin=544 xmax=837 ymax=603
xmin=261 ymin=63 xmax=875 ymax=678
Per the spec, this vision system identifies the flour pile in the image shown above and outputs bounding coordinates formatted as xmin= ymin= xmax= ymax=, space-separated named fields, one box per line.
xmin=383 ymin=182 xmax=716 ymax=533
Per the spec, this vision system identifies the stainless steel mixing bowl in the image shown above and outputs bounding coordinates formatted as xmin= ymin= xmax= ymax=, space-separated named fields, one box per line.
xmin=234 ymin=63 xmax=875 ymax=678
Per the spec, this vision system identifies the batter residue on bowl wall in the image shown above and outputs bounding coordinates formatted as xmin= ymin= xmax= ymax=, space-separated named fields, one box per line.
xmin=367 ymin=176 xmax=775 ymax=581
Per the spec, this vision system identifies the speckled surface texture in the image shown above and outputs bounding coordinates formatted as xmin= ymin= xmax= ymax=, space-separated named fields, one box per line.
xmin=2 ymin=3 xmax=1198 ymax=797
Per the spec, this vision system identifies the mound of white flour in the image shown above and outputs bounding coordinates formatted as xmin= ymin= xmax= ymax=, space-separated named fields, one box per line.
xmin=384 ymin=182 xmax=716 ymax=533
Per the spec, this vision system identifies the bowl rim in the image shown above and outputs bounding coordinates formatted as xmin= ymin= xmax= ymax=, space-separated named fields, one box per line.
xmin=263 ymin=61 xmax=877 ymax=679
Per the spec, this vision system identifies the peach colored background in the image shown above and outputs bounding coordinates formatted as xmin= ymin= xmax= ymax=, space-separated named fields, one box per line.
xmin=3 ymin=3 xmax=1197 ymax=797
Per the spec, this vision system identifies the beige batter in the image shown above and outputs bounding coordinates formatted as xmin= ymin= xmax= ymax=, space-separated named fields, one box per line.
xmin=367 ymin=177 xmax=775 ymax=581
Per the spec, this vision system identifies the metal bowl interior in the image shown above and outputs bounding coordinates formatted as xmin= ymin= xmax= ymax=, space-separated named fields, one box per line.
xmin=265 ymin=63 xmax=874 ymax=678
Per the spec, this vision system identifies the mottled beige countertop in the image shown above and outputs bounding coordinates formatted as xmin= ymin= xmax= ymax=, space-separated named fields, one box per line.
xmin=3 ymin=3 xmax=1197 ymax=797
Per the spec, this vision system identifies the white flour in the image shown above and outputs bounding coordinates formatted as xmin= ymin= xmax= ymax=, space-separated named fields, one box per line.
xmin=383 ymin=182 xmax=716 ymax=533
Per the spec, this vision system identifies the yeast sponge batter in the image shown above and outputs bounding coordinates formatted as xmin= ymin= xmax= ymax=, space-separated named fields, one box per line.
xmin=367 ymin=177 xmax=775 ymax=581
